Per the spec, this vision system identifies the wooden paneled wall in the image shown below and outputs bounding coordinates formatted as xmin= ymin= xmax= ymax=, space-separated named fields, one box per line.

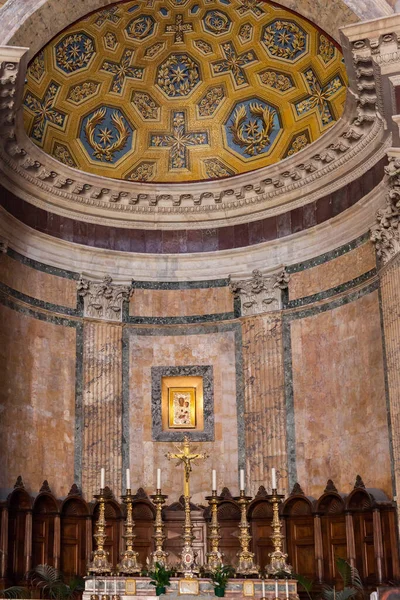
xmin=0 ymin=478 xmax=398 ymax=589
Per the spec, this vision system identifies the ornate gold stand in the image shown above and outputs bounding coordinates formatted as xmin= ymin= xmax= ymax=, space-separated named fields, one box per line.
xmin=87 ymin=489 xmax=112 ymax=575
xmin=205 ymin=491 xmax=223 ymax=572
xmin=178 ymin=495 xmax=199 ymax=578
xmin=234 ymin=492 xmax=259 ymax=575
xmin=116 ymin=489 xmax=142 ymax=575
xmin=149 ymin=489 xmax=169 ymax=568
xmin=266 ymin=490 xmax=292 ymax=576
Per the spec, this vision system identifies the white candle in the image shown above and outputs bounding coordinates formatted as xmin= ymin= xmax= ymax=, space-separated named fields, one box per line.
xmin=157 ymin=468 xmax=161 ymax=490
xmin=126 ymin=468 xmax=130 ymax=491
xmin=212 ymin=469 xmax=217 ymax=492
xmin=285 ymin=580 xmax=289 ymax=599
xmin=262 ymin=580 xmax=266 ymax=598
xmin=100 ymin=468 xmax=105 ymax=489
xmin=272 ymin=467 xmax=277 ymax=490
xmin=275 ymin=580 xmax=278 ymax=599
xmin=240 ymin=469 xmax=245 ymax=492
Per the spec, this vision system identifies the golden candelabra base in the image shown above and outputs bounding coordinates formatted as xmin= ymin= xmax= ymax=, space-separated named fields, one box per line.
xmin=117 ymin=489 xmax=142 ymax=575
xmin=205 ymin=492 xmax=223 ymax=572
xmin=87 ymin=490 xmax=113 ymax=575
xmin=234 ymin=492 xmax=260 ymax=576
xmin=177 ymin=495 xmax=199 ymax=578
xmin=149 ymin=490 xmax=169 ymax=568
xmin=266 ymin=490 xmax=292 ymax=576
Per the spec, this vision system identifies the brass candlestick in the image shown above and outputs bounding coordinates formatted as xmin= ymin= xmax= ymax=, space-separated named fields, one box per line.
xmin=178 ymin=495 xmax=199 ymax=578
xmin=149 ymin=489 xmax=169 ymax=568
xmin=235 ymin=491 xmax=260 ymax=575
xmin=116 ymin=489 xmax=142 ymax=575
xmin=266 ymin=490 xmax=292 ymax=576
xmin=205 ymin=491 xmax=223 ymax=572
xmin=87 ymin=489 xmax=112 ymax=575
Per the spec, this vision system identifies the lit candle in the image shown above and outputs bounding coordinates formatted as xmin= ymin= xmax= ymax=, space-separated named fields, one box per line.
xmin=212 ymin=469 xmax=217 ymax=492
xmin=275 ymin=580 xmax=278 ymax=599
xmin=262 ymin=580 xmax=265 ymax=598
xmin=126 ymin=468 xmax=130 ymax=491
xmin=157 ymin=468 xmax=161 ymax=490
xmin=240 ymin=469 xmax=245 ymax=492
xmin=100 ymin=468 xmax=105 ymax=489
xmin=271 ymin=467 xmax=277 ymax=490
xmin=285 ymin=580 xmax=289 ymax=600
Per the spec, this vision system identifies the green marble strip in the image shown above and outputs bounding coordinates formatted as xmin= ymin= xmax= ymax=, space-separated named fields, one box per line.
xmin=284 ymin=269 xmax=376 ymax=309
xmin=0 ymin=280 xmax=81 ymax=316
xmin=286 ymin=232 xmax=370 ymax=274
xmin=7 ymin=248 xmax=80 ymax=280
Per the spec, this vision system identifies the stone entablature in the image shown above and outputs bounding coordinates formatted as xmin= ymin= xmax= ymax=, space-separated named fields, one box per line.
xmin=371 ymin=150 xmax=400 ymax=264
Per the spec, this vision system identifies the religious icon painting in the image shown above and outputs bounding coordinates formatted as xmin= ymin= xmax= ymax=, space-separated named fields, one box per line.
xmin=168 ymin=386 xmax=196 ymax=428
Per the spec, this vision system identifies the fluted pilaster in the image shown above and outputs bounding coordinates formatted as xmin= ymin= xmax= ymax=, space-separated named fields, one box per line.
xmin=242 ymin=314 xmax=288 ymax=495
xmin=82 ymin=322 xmax=123 ymax=499
xmin=380 ymin=253 xmax=400 ymax=512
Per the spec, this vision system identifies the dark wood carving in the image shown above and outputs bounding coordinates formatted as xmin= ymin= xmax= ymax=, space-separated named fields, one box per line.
xmin=32 ymin=493 xmax=58 ymax=568
xmin=283 ymin=496 xmax=315 ymax=580
xmin=317 ymin=490 xmax=347 ymax=584
xmin=131 ymin=498 xmax=155 ymax=566
xmin=249 ymin=499 xmax=273 ymax=568
xmin=217 ymin=500 xmax=241 ymax=565
xmin=7 ymin=488 xmax=31 ymax=583
xmin=60 ymin=497 xmax=88 ymax=578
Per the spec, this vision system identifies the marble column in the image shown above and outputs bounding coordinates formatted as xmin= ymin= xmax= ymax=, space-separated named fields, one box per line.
xmin=82 ymin=322 xmax=123 ymax=499
xmin=241 ymin=313 xmax=288 ymax=495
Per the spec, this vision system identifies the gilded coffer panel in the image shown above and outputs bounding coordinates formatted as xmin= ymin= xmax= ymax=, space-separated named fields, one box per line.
xmin=22 ymin=0 xmax=347 ymax=183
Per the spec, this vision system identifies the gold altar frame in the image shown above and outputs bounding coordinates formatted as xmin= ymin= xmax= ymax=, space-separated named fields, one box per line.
xmin=162 ymin=375 xmax=204 ymax=432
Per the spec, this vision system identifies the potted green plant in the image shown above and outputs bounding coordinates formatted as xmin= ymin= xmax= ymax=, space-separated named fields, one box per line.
xmin=148 ymin=562 xmax=173 ymax=596
xmin=210 ymin=566 xmax=234 ymax=597
xmin=321 ymin=557 xmax=363 ymax=600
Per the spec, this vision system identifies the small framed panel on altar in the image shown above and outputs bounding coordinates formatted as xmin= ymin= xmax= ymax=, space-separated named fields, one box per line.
xmin=179 ymin=579 xmax=200 ymax=595
xmin=124 ymin=579 xmax=136 ymax=595
xmin=243 ymin=581 xmax=255 ymax=597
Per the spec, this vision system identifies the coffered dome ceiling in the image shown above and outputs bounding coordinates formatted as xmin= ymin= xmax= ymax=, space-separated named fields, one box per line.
xmin=22 ymin=0 xmax=347 ymax=183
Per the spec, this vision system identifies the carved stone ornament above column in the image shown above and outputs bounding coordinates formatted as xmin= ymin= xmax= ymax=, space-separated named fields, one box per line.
xmin=229 ymin=269 xmax=289 ymax=316
xmin=371 ymin=151 xmax=400 ymax=264
xmin=0 ymin=237 xmax=8 ymax=253
xmin=77 ymin=275 xmax=133 ymax=322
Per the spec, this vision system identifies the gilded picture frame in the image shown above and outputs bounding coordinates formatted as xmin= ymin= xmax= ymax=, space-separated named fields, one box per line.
xmin=168 ymin=386 xmax=197 ymax=428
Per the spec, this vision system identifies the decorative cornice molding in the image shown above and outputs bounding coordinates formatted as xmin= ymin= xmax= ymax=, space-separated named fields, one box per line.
xmin=77 ymin=275 xmax=133 ymax=322
xmin=371 ymin=151 xmax=400 ymax=264
xmin=229 ymin=268 xmax=289 ymax=316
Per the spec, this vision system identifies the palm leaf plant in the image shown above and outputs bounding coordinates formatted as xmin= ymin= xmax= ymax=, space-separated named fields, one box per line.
xmin=27 ymin=564 xmax=84 ymax=600
xmin=321 ymin=558 xmax=363 ymax=600
xmin=0 ymin=586 xmax=31 ymax=599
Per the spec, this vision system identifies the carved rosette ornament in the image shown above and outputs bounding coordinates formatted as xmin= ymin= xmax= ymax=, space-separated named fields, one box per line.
xmin=229 ymin=268 xmax=289 ymax=316
xmin=78 ymin=275 xmax=133 ymax=321
xmin=371 ymin=155 xmax=400 ymax=264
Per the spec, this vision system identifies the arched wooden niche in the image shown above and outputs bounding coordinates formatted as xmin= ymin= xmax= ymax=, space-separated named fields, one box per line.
xmin=60 ymin=496 xmax=89 ymax=577
xmin=92 ymin=498 xmax=123 ymax=569
xmin=32 ymin=491 xmax=59 ymax=569
xmin=217 ymin=490 xmax=241 ymax=565
xmin=248 ymin=490 xmax=274 ymax=569
xmin=7 ymin=485 xmax=32 ymax=583
xmin=131 ymin=492 xmax=155 ymax=567
xmin=282 ymin=491 xmax=315 ymax=580
xmin=316 ymin=481 xmax=347 ymax=585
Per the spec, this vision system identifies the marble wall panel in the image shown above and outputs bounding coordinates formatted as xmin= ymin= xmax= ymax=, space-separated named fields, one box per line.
xmin=380 ymin=256 xmax=400 ymax=501
xmin=0 ymin=304 xmax=76 ymax=497
xmin=82 ymin=322 xmax=123 ymax=499
xmin=127 ymin=329 xmax=238 ymax=503
xmin=242 ymin=314 xmax=288 ymax=495
xmin=0 ymin=253 xmax=77 ymax=308
xmin=289 ymin=241 xmax=376 ymax=301
xmin=290 ymin=290 xmax=391 ymax=498
xmin=129 ymin=287 xmax=233 ymax=318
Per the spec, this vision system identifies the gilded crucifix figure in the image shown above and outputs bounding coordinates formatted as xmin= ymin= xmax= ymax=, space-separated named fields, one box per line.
xmin=166 ymin=434 xmax=208 ymax=497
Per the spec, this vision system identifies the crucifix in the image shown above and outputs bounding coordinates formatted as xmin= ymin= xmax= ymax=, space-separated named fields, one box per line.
xmin=166 ymin=435 xmax=208 ymax=577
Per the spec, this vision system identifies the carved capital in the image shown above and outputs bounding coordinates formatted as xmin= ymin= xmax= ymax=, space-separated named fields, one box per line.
xmin=229 ymin=268 xmax=289 ymax=316
xmin=77 ymin=275 xmax=133 ymax=322
xmin=371 ymin=153 xmax=400 ymax=264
